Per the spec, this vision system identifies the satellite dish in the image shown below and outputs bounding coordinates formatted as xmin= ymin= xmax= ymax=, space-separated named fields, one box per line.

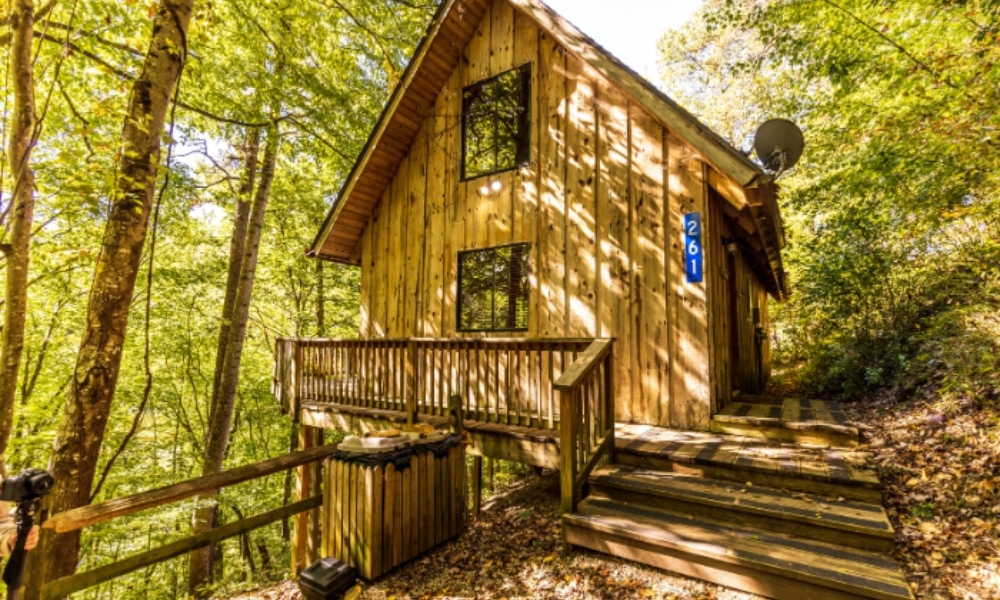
xmin=753 ymin=119 xmax=804 ymax=176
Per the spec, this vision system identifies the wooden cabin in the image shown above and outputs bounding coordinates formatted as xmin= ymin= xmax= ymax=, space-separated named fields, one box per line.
xmin=303 ymin=0 xmax=787 ymax=432
xmin=276 ymin=4 xmax=921 ymax=598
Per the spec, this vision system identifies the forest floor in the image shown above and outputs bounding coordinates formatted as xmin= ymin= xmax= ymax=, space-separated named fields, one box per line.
xmin=229 ymin=382 xmax=1000 ymax=599
xmin=842 ymin=387 xmax=1000 ymax=600
xmin=229 ymin=469 xmax=757 ymax=599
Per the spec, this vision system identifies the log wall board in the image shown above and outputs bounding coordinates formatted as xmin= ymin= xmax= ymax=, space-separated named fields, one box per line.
xmin=333 ymin=0 xmax=785 ymax=429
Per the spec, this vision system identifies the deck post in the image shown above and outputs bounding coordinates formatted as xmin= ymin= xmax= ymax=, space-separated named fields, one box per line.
xmin=604 ymin=351 xmax=615 ymax=464
xmin=471 ymin=456 xmax=482 ymax=515
xmin=291 ymin=424 xmax=315 ymax=577
xmin=309 ymin=428 xmax=323 ymax=564
xmin=559 ymin=388 xmax=578 ymax=515
xmin=405 ymin=340 xmax=416 ymax=425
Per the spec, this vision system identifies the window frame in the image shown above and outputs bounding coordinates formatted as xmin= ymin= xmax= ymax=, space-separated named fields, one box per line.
xmin=460 ymin=63 xmax=532 ymax=181
xmin=456 ymin=242 xmax=531 ymax=333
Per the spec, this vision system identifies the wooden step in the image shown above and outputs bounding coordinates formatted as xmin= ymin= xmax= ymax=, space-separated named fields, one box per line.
xmin=589 ymin=465 xmax=895 ymax=552
xmin=711 ymin=399 xmax=859 ymax=449
xmin=564 ymin=498 xmax=913 ymax=600
xmin=615 ymin=432 xmax=882 ymax=503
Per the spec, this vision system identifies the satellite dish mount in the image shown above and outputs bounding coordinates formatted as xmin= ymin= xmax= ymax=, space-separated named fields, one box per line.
xmin=753 ymin=119 xmax=804 ymax=178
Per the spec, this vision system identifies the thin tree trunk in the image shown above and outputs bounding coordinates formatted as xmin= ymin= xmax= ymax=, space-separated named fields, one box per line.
xmin=0 ymin=0 xmax=37 ymax=475
xmin=188 ymin=123 xmax=279 ymax=598
xmin=23 ymin=2 xmax=193 ymax=598
xmin=316 ymin=260 xmax=325 ymax=336
xmin=186 ymin=128 xmax=260 ymax=595
xmin=209 ymin=129 xmax=260 ymax=418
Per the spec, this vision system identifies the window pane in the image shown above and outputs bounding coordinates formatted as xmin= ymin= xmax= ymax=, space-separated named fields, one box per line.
xmin=463 ymin=66 xmax=529 ymax=180
xmin=459 ymin=250 xmax=495 ymax=330
xmin=458 ymin=243 xmax=530 ymax=331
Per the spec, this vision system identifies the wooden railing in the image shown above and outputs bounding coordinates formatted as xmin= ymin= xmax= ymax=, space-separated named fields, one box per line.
xmin=39 ymin=444 xmax=336 ymax=600
xmin=554 ymin=339 xmax=615 ymax=514
xmin=273 ymin=338 xmax=598 ymax=431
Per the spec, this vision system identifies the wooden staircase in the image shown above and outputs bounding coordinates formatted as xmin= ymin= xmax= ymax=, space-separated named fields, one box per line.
xmin=563 ymin=417 xmax=913 ymax=600
xmin=710 ymin=396 xmax=860 ymax=448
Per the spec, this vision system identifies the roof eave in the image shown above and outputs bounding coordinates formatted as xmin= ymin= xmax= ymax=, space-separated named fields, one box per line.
xmin=308 ymin=0 xmax=464 ymax=261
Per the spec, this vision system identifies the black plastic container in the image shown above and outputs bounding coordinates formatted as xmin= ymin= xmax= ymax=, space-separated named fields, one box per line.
xmin=298 ymin=557 xmax=357 ymax=600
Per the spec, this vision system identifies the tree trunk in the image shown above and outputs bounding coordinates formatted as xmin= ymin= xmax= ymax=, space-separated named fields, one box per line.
xmin=208 ymin=129 xmax=260 ymax=420
xmin=186 ymin=128 xmax=260 ymax=595
xmin=0 ymin=0 xmax=37 ymax=474
xmin=316 ymin=260 xmax=325 ymax=336
xmin=188 ymin=123 xmax=279 ymax=598
xmin=23 ymin=2 xmax=194 ymax=598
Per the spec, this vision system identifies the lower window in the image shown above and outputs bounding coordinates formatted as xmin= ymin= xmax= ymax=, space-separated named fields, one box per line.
xmin=457 ymin=243 xmax=530 ymax=332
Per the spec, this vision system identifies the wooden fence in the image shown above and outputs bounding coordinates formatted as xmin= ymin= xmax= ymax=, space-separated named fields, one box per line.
xmin=38 ymin=444 xmax=335 ymax=600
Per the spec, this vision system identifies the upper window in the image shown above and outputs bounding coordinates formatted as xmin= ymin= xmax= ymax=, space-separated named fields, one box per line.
xmin=457 ymin=243 xmax=530 ymax=332
xmin=461 ymin=64 xmax=531 ymax=180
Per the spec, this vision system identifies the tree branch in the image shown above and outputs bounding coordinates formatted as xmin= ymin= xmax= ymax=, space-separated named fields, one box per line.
xmin=286 ymin=116 xmax=352 ymax=161
xmin=57 ymin=79 xmax=96 ymax=160
xmin=314 ymin=0 xmax=401 ymax=79
xmin=821 ymin=0 xmax=956 ymax=89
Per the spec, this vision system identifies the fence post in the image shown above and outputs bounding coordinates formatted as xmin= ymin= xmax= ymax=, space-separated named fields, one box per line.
xmin=291 ymin=424 xmax=315 ymax=577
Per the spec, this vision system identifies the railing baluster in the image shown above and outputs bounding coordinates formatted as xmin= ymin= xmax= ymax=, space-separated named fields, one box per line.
xmin=326 ymin=345 xmax=333 ymax=402
xmin=537 ymin=344 xmax=544 ymax=426
xmin=547 ymin=349 xmax=555 ymax=429
xmin=512 ymin=346 xmax=520 ymax=426
xmin=434 ymin=343 xmax=442 ymax=416
xmin=444 ymin=341 xmax=452 ymax=412
xmin=581 ymin=376 xmax=588 ymax=461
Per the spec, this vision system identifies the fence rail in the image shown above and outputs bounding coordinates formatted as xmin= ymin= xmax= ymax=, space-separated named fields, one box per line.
xmin=39 ymin=444 xmax=337 ymax=600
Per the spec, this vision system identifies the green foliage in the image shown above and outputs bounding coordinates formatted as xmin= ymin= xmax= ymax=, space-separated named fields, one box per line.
xmin=0 ymin=0 xmax=434 ymax=597
xmin=659 ymin=0 xmax=1000 ymax=398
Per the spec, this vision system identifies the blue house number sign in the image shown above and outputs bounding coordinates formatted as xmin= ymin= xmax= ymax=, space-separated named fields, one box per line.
xmin=684 ymin=212 xmax=703 ymax=283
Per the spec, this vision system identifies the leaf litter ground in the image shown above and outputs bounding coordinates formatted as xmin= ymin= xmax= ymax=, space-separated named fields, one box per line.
xmin=228 ymin=470 xmax=758 ymax=600
xmin=843 ymin=389 xmax=1000 ymax=599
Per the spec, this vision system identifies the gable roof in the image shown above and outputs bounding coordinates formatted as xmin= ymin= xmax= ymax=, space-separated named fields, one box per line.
xmin=309 ymin=0 xmax=788 ymax=298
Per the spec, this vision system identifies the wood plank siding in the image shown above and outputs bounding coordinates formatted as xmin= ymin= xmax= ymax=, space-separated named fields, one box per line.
xmin=325 ymin=0 xmax=785 ymax=429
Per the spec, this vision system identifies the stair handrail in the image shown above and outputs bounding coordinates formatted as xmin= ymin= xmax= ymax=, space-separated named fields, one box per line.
xmin=554 ymin=338 xmax=615 ymax=514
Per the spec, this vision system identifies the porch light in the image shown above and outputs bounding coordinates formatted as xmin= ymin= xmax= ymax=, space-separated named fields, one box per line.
xmin=722 ymin=236 xmax=739 ymax=255
xmin=478 ymin=179 xmax=503 ymax=197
